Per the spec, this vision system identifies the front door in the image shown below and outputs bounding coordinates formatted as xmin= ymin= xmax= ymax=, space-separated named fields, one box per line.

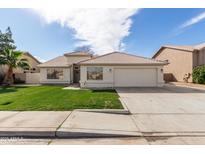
xmin=73 ymin=65 xmax=80 ymax=83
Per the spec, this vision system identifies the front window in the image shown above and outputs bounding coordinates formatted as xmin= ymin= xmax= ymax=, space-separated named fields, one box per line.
xmin=47 ymin=68 xmax=63 ymax=79
xmin=87 ymin=67 xmax=103 ymax=80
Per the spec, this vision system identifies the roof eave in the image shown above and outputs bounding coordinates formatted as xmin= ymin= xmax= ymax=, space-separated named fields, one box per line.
xmin=37 ymin=65 xmax=72 ymax=68
xmin=64 ymin=54 xmax=92 ymax=57
xmin=152 ymin=47 xmax=164 ymax=59
xmin=79 ymin=63 xmax=167 ymax=66
xmin=152 ymin=46 xmax=195 ymax=59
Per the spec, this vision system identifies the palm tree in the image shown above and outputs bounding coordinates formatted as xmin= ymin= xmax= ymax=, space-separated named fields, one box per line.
xmin=0 ymin=48 xmax=30 ymax=85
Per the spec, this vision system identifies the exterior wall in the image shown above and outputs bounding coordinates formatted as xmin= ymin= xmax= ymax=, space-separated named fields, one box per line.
xmin=14 ymin=73 xmax=26 ymax=83
xmin=13 ymin=73 xmax=40 ymax=84
xmin=80 ymin=65 xmax=164 ymax=88
xmin=39 ymin=67 xmax=71 ymax=84
xmin=26 ymin=73 xmax=40 ymax=84
xmin=154 ymin=48 xmax=193 ymax=82
xmin=193 ymin=48 xmax=205 ymax=67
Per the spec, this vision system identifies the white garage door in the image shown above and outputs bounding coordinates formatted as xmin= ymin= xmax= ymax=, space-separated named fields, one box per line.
xmin=114 ymin=68 xmax=157 ymax=87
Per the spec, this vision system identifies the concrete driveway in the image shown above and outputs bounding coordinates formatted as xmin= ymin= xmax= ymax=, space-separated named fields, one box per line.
xmin=116 ymin=85 xmax=205 ymax=136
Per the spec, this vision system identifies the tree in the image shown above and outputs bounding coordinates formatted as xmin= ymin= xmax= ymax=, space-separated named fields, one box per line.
xmin=74 ymin=45 xmax=94 ymax=55
xmin=0 ymin=27 xmax=16 ymax=52
xmin=0 ymin=48 xmax=29 ymax=85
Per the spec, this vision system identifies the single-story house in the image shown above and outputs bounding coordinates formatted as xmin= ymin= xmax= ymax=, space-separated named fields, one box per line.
xmin=38 ymin=51 xmax=92 ymax=84
xmin=0 ymin=52 xmax=41 ymax=83
xmin=38 ymin=51 xmax=167 ymax=88
xmin=152 ymin=43 xmax=205 ymax=82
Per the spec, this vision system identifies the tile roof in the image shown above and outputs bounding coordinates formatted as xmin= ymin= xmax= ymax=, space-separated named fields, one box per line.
xmin=38 ymin=56 xmax=70 ymax=67
xmin=79 ymin=52 xmax=167 ymax=65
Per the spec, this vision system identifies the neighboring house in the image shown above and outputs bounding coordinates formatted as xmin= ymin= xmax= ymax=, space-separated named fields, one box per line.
xmin=38 ymin=51 xmax=167 ymax=87
xmin=0 ymin=52 xmax=41 ymax=83
xmin=152 ymin=43 xmax=205 ymax=82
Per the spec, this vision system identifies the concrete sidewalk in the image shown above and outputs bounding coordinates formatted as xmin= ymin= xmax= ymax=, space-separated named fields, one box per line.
xmin=0 ymin=111 xmax=71 ymax=137
xmin=57 ymin=111 xmax=140 ymax=137
xmin=0 ymin=111 xmax=140 ymax=138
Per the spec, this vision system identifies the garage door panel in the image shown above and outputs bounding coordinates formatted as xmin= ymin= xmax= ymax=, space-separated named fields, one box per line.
xmin=114 ymin=68 xmax=157 ymax=87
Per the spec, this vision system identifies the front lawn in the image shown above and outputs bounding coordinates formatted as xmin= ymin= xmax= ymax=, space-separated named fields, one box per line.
xmin=0 ymin=85 xmax=123 ymax=111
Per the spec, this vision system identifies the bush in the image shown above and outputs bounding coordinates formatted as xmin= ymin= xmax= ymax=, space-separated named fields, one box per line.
xmin=193 ymin=65 xmax=205 ymax=84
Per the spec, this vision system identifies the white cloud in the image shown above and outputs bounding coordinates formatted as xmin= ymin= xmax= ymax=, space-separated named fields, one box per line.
xmin=33 ymin=8 xmax=138 ymax=55
xmin=179 ymin=11 xmax=205 ymax=29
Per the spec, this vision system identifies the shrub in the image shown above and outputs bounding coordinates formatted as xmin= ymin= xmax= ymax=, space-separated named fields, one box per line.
xmin=193 ymin=65 xmax=205 ymax=84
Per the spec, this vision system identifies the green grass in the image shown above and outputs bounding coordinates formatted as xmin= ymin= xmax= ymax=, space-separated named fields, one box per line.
xmin=0 ymin=85 xmax=123 ymax=111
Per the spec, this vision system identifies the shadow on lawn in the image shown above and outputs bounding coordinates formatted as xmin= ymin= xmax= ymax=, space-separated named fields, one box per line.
xmin=0 ymin=86 xmax=28 ymax=94
xmin=0 ymin=101 xmax=13 ymax=106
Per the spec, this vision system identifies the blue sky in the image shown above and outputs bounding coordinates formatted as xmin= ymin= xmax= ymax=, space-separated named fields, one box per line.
xmin=0 ymin=8 xmax=205 ymax=61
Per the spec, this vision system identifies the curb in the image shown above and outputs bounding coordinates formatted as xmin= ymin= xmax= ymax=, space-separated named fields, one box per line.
xmin=142 ymin=132 xmax=205 ymax=137
xmin=56 ymin=128 xmax=141 ymax=138
xmin=118 ymin=98 xmax=130 ymax=113
xmin=0 ymin=131 xmax=55 ymax=138
xmin=75 ymin=109 xmax=129 ymax=115
xmin=74 ymin=98 xmax=130 ymax=115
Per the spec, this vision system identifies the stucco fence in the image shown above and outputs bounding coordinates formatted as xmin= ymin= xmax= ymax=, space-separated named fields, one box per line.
xmin=15 ymin=73 xmax=40 ymax=84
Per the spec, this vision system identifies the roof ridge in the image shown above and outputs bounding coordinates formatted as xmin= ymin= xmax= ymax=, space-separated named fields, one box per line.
xmin=79 ymin=51 xmax=166 ymax=64
xmin=114 ymin=51 xmax=165 ymax=63
xmin=78 ymin=52 xmax=118 ymax=64
xmin=43 ymin=55 xmax=64 ymax=64
xmin=38 ymin=55 xmax=66 ymax=66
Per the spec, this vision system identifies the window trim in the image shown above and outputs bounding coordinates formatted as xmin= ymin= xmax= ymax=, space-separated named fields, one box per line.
xmin=87 ymin=67 xmax=103 ymax=80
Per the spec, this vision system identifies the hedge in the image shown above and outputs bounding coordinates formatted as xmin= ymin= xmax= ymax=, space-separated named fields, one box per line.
xmin=193 ymin=65 xmax=205 ymax=84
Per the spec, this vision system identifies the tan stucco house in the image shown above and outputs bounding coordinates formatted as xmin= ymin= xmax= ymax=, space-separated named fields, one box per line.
xmin=0 ymin=52 xmax=41 ymax=83
xmin=38 ymin=51 xmax=92 ymax=84
xmin=152 ymin=43 xmax=205 ymax=82
xmin=38 ymin=51 xmax=167 ymax=87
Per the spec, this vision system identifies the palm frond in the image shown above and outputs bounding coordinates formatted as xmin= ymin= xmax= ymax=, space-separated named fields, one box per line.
xmin=0 ymin=48 xmax=29 ymax=69
xmin=14 ymin=50 xmax=23 ymax=59
xmin=17 ymin=60 xmax=30 ymax=70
